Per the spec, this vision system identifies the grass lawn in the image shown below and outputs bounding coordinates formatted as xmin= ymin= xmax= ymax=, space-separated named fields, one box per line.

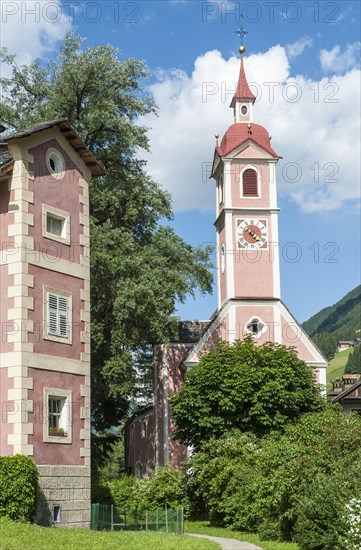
xmin=0 ymin=519 xmax=218 ymax=550
xmin=185 ymin=521 xmax=300 ymax=550
xmin=326 ymin=348 xmax=352 ymax=389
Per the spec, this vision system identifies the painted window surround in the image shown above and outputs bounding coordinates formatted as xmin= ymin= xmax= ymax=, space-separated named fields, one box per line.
xmin=43 ymin=387 xmax=72 ymax=444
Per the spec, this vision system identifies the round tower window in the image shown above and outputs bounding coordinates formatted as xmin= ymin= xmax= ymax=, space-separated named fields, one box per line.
xmin=46 ymin=149 xmax=65 ymax=180
xmin=241 ymin=105 xmax=248 ymax=116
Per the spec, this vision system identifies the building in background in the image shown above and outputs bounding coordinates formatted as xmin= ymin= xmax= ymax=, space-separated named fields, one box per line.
xmin=125 ymin=51 xmax=327 ymax=475
xmin=0 ymin=119 xmax=102 ymax=526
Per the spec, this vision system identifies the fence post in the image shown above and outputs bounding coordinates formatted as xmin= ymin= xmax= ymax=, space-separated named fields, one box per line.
xmin=165 ymin=504 xmax=168 ymax=533
xmin=181 ymin=508 xmax=184 ymax=535
xmin=111 ymin=504 xmax=114 ymax=531
xmin=146 ymin=510 xmax=148 ymax=531
xmin=156 ymin=510 xmax=159 ymax=531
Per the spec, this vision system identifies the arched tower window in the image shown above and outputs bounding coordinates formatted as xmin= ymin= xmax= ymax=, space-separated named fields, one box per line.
xmin=242 ymin=168 xmax=258 ymax=197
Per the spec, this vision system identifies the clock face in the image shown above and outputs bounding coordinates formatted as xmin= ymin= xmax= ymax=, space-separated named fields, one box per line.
xmin=237 ymin=219 xmax=268 ymax=249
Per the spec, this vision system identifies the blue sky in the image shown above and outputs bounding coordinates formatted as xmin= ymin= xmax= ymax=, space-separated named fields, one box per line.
xmin=1 ymin=0 xmax=360 ymax=322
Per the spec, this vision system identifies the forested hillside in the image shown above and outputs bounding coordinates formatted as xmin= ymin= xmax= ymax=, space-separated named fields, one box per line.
xmin=302 ymin=285 xmax=361 ymax=360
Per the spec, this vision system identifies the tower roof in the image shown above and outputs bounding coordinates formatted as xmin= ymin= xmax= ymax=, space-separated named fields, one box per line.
xmin=216 ymin=123 xmax=281 ymax=158
xmin=231 ymin=56 xmax=256 ymax=107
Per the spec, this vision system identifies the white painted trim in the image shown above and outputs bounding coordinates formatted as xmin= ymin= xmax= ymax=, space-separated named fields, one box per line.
xmin=240 ymin=164 xmax=262 ymax=200
xmin=228 ymin=307 xmax=236 ymax=343
xmin=223 ymin=160 xmax=232 ymax=209
xmin=269 ymin=163 xmax=278 ymax=209
xmin=43 ymin=286 xmax=73 ymax=344
xmin=273 ymin=306 xmax=282 ymax=344
xmin=42 ymin=203 xmax=71 ymax=245
xmin=43 ymin=387 xmax=72 ymax=444
xmin=270 ymin=212 xmax=281 ymax=299
xmin=225 ymin=211 xmax=234 ymax=300
xmin=244 ymin=315 xmax=267 ymax=339
xmin=45 ymin=148 xmax=66 ymax=180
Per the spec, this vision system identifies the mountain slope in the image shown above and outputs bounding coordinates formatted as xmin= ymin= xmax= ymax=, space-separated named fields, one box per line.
xmin=302 ymin=285 xmax=361 ymax=360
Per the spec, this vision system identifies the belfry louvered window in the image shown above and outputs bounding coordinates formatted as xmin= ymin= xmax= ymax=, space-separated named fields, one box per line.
xmin=242 ymin=169 xmax=258 ymax=196
xmin=47 ymin=292 xmax=69 ymax=338
xmin=46 ymin=214 xmax=63 ymax=237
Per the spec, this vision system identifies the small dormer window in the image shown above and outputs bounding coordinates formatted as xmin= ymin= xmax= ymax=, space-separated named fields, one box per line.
xmin=46 ymin=148 xmax=65 ymax=180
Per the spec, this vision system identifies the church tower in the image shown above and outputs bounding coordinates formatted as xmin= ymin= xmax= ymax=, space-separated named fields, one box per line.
xmin=124 ymin=42 xmax=328 ymax=476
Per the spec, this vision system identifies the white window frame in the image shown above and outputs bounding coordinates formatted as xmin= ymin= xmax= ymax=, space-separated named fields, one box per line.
xmin=42 ymin=204 xmax=71 ymax=245
xmin=46 ymin=148 xmax=65 ymax=180
xmin=44 ymin=287 xmax=72 ymax=344
xmin=240 ymin=165 xmax=261 ymax=199
xmin=43 ymin=388 xmax=72 ymax=444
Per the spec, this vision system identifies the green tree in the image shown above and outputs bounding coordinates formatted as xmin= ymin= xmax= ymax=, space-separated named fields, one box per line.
xmin=345 ymin=345 xmax=361 ymax=374
xmin=171 ymin=338 xmax=324 ymax=448
xmin=0 ymin=33 xmax=213 ymax=431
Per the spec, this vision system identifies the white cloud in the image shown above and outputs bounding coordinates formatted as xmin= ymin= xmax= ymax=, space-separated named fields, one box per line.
xmin=0 ymin=0 xmax=71 ymax=67
xmin=320 ymin=42 xmax=361 ymax=73
xmin=142 ymin=45 xmax=360 ymax=213
xmin=286 ymin=36 xmax=313 ymax=59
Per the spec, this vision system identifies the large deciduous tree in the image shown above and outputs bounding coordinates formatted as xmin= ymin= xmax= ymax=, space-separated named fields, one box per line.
xmin=0 ymin=33 xmax=213 ymax=431
xmin=171 ymin=338 xmax=325 ymax=448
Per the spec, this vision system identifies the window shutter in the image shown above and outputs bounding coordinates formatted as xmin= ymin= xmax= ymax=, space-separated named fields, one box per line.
xmin=47 ymin=293 xmax=69 ymax=337
xmin=48 ymin=293 xmax=59 ymax=335
xmin=47 ymin=215 xmax=62 ymax=236
xmin=58 ymin=296 xmax=69 ymax=337
xmin=242 ymin=169 xmax=258 ymax=196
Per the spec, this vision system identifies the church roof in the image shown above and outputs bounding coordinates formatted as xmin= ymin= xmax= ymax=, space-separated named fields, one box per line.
xmin=216 ymin=123 xmax=281 ymax=158
xmin=231 ymin=56 xmax=256 ymax=104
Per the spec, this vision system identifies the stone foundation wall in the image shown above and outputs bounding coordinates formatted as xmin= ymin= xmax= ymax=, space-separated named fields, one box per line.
xmin=35 ymin=465 xmax=91 ymax=528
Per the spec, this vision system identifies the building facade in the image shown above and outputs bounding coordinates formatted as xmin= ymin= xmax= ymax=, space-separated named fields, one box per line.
xmin=0 ymin=119 xmax=102 ymax=526
xmin=125 ymin=53 xmax=328 ymax=475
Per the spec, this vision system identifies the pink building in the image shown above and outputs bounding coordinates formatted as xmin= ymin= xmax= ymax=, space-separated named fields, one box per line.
xmin=125 ymin=52 xmax=328 ymax=476
xmin=0 ymin=119 xmax=102 ymax=526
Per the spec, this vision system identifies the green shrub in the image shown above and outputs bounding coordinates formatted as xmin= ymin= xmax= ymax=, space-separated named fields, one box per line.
xmin=187 ymin=406 xmax=361 ymax=544
xmin=0 ymin=454 xmax=38 ymax=521
xmin=107 ymin=466 xmax=188 ymax=512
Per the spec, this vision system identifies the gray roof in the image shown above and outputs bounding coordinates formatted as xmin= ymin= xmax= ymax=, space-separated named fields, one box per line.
xmin=3 ymin=118 xmax=103 ymax=177
xmin=332 ymin=380 xmax=361 ymax=403
xmin=0 ymin=148 xmax=12 ymax=170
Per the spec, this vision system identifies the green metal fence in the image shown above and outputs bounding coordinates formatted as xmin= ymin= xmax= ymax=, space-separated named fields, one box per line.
xmin=91 ymin=504 xmax=184 ymax=534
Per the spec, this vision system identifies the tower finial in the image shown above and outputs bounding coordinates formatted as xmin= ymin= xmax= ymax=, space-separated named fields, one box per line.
xmin=235 ymin=15 xmax=248 ymax=55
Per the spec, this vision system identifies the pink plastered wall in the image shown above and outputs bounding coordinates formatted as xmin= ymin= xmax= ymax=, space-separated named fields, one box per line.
xmin=0 ymin=368 xmax=14 ymax=455
xmin=232 ymin=213 xmax=275 ymax=298
xmin=231 ymin=161 xmax=271 ymax=209
xmin=125 ymin=411 xmax=155 ymax=475
xmin=28 ymin=265 xmax=84 ymax=359
xmin=28 ymin=368 xmax=84 ymax=465
xmin=280 ymin=313 xmax=315 ymax=362
xmin=28 ymin=139 xmax=85 ymax=265
xmin=233 ymin=304 xmax=277 ymax=343
xmin=166 ymin=345 xmax=189 ymax=469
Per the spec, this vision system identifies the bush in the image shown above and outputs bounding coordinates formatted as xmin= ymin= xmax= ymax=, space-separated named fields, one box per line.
xmin=0 ymin=455 xmax=38 ymax=521
xmin=187 ymin=406 xmax=361 ymax=544
xmin=107 ymin=466 xmax=188 ymax=512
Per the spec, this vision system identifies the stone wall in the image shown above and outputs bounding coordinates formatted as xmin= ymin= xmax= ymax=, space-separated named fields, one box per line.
xmin=35 ymin=465 xmax=91 ymax=528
